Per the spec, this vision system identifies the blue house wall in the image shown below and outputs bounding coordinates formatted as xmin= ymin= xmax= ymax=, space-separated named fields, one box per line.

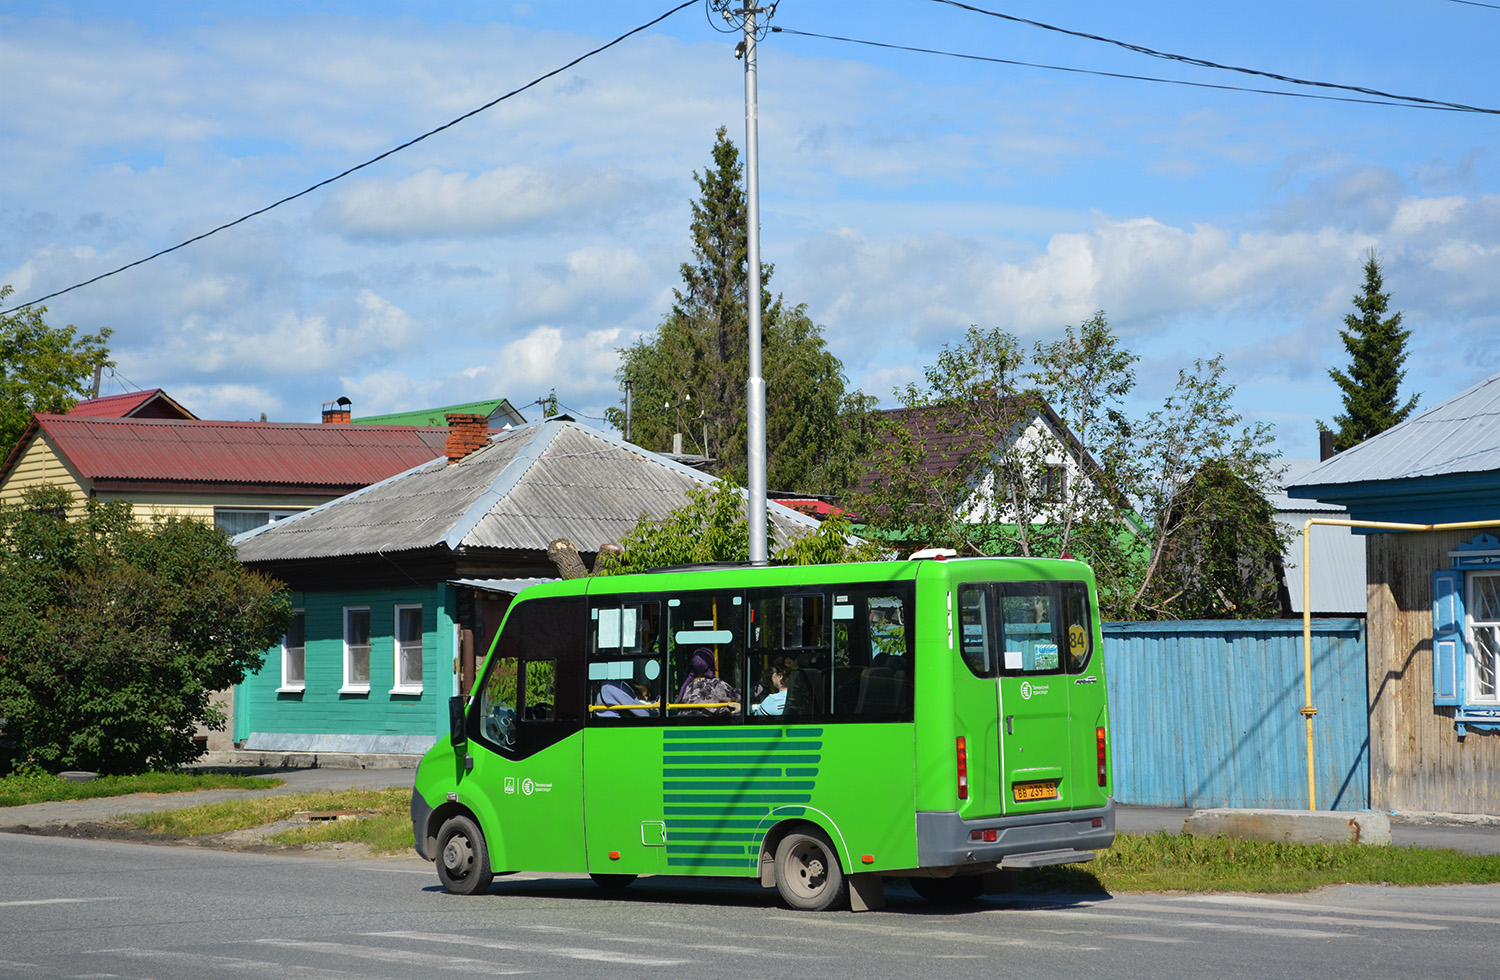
xmin=1104 ymin=619 xmax=1370 ymax=811
xmin=234 ymin=583 xmax=455 ymax=754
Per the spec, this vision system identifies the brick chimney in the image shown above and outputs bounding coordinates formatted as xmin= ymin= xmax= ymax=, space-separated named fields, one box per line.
xmin=321 ymin=396 xmax=352 ymax=424
xmin=445 ymin=413 xmax=490 ymax=463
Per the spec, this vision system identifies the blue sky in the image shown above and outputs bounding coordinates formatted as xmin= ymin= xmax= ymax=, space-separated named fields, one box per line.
xmin=4 ymin=1 xmax=1498 ymax=462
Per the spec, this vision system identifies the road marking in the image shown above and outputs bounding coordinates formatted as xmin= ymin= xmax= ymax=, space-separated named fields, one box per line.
xmin=1107 ymin=934 xmax=1193 ymax=944
xmin=766 ymin=915 xmax=1100 ymax=951
xmin=257 ymin=939 xmax=524 ymax=973
xmin=1176 ymin=894 xmax=1500 ymax=925
xmin=92 ymin=947 xmax=363 ymax=978
xmin=1015 ymin=909 xmax=1352 ymax=940
xmin=0 ymin=897 xmax=122 ymax=908
xmin=1076 ymin=899 xmax=1445 ymax=931
xmin=371 ymin=931 xmax=691 ymax=966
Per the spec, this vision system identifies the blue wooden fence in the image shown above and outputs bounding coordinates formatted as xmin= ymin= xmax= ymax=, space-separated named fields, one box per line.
xmin=1103 ymin=619 xmax=1369 ymax=811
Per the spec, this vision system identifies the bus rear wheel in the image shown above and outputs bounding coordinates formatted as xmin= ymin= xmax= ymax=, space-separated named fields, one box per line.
xmin=775 ymin=830 xmax=847 ymax=912
xmin=909 ymin=875 xmax=984 ymax=904
xmin=435 ymin=815 xmax=494 ymax=896
xmin=589 ymin=873 xmax=637 ymax=889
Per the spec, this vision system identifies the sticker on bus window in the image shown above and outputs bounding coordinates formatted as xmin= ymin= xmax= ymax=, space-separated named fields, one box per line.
xmin=1031 ymin=643 xmax=1059 ymax=670
xmin=1005 ymin=650 xmax=1023 ymax=670
xmin=833 ymin=605 xmax=854 ymax=621
xmin=675 ymin=630 xmax=733 ymax=645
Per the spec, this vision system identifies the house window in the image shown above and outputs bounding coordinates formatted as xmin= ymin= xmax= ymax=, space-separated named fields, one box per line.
xmin=393 ymin=605 xmax=424 ymax=695
xmin=342 ymin=607 xmax=371 ymax=693
xmin=214 ymin=507 xmax=305 ymax=536
xmin=279 ymin=610 xmax=306 ymax=693
xmin=1041 ymin=464 xmax=1068 ymax=502
xmin=1468 ymin=573 xmax=1500 ymax=703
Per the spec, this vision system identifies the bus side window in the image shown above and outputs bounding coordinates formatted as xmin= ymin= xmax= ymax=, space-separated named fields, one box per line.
xmin=479 ymin=655 xmax=520 ymax=751
xmin=525 ymin=659 xmax=556 ymax=721
xmin=666 ymin=592 xmax=743 ymax=719
xmin=588 ymin=600 xmax=664 ymax=722
xmin=1062 ymin=583 xmax=1094 ymax=673
xmin=958 ymin=586 xmax=995 ymax=678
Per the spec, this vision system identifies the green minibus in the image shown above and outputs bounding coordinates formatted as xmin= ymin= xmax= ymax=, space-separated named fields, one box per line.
xmin=411 ymin=553 xmax=1114 ymax=911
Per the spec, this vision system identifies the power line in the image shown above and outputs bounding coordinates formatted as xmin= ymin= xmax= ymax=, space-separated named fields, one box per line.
xmin=1445 ymin=0 xmax=1500 ymax=9
xmin=773 ymin=26 xmax=1499 ymax=115
xmin=1 ymin=1 xmax=699 ymax=317
xmin=923 ymin=0 xmax=1496 ymax=115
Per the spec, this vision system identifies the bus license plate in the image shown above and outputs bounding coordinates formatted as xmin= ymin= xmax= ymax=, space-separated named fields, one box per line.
xmin=1013 ymin=781 xmax=1058 ymax=802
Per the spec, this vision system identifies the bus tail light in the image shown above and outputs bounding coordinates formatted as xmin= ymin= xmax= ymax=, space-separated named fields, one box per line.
xmin=956 ymin=736 xmax=969 ymax=800
xmin=1096 ymin=726 xmax=1108 ymax=787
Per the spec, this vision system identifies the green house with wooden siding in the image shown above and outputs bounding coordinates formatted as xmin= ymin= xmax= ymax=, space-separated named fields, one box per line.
xmin=231 ymin=415 xmax=821 ymax=758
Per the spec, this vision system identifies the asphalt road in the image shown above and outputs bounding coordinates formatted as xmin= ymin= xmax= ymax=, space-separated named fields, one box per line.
xmin=2 ymin=831 xmax=1497 ymax=980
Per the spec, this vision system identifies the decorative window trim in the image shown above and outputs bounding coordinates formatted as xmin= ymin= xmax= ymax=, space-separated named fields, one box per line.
xmin=341 ymin=606 xmax=372 ymax=695
xmin=1432 ymin=534 xmax=1500 ymax=736
xmin=277 ymin=608 xmax=306 ymax=693
xmin=391 ymin=604 xmax=424 ymax=695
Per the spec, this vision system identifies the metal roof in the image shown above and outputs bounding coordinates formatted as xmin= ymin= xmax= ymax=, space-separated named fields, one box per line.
xmin=449 ymin=577 xmax=557 ymax=596
xmin=1288 ymin=372 xmax=1500 ymax=490
xmin=234 ymin=418 xmax=823 ymax=564
xmin=21 ymin=414 xmax=448 ymax=490
xmin=66 ymin=389 xmax=197 ymax=420
xmin=354 ymin=398 xmax=526 ymax=429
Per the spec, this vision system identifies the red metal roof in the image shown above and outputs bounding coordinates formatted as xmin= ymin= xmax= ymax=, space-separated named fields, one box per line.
xmin=66 ymin=389 xmax=197 ymax=420
xmin=29 ymin=415 xmax=449 ymax=491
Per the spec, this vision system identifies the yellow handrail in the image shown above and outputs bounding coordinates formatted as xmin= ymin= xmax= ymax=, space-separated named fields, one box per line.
xmin=1300 ymin=516 xmax=1500 ymax=810
xmin=588 ymin=701 xmax=740 ymax=713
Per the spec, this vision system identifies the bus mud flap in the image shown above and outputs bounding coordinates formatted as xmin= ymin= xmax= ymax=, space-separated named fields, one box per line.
xmin=848 ymin=873 xmax=886 ymax=912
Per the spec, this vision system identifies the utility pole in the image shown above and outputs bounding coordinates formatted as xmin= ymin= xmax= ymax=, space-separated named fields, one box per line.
xmin=715 ymin=0 xmax=773 ymax=564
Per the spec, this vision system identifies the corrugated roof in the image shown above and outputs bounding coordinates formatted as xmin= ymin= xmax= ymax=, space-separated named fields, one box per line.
xmin=29 ymin=415 xmax=448 ymax=489
xmin=234 ymin=418 xmax=822 ymax=564
xmin=1288 ymin=372 xmax=1500 ymax=489
xmin=65 ymin=389 xmax=197 ymax=420
xmin=354 ymin=398 xmax=526 ymax=428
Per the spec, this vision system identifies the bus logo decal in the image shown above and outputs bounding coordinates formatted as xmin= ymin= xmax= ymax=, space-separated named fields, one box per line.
xmin=504 ymin=777 xmax=516 ymax=795
xmin=1021 ymin=681 xmax=1032 ymax=700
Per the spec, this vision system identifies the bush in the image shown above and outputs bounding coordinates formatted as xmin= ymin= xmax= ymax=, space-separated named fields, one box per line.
xmin=0 ymin=487 xmax=291 ymax=774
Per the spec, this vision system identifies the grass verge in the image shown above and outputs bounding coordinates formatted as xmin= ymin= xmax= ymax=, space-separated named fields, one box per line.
xmin=0 ymin=770 xmax=283 ymax=807
xmin=127 ymin=787 xmax=414 ymax=854
xmin=1022 ymin=830 xmax=1500 ymax=893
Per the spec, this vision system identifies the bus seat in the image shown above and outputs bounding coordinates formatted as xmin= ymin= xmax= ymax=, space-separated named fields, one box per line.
xmin=856 ymin=667 xmax=896 ymax=715
xmin=784 ymin=667 xmax=824 ymax=721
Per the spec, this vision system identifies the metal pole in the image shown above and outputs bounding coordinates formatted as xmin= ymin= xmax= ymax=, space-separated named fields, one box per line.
xmin=624 ymin=379 xmax=633 ymax=443
xmin=743 ymin=1 xmax=768 ymax=565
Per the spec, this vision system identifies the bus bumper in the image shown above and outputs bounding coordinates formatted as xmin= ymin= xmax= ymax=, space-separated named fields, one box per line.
xmin=410 ymin=787 xmax=435 ymax=861
xmin=913 ymin=798 xmax=1115 ymax=871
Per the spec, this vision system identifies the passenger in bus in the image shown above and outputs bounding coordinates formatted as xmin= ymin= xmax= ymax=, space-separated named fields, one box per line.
xmin=677 ymin=649 xmax=741 ymax=716
xmin=596 ymin=680 xmax=654 ymax=717
xmin=751 ymin=657 xmax=798 ymax=716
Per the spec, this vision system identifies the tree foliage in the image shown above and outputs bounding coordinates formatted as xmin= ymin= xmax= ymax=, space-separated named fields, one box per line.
xmin=0 ymin=487 xmax=291 ymax=774
xmin=851 ymin=314 xmax=1281 ymax=620
xmin=1325 ymin=251 xmax=1419 ymax=452
xmin=596 ymin=481 xmax=883 ymax=575
xmin=609 ymin=128 xmax=875 ymax=495
xmin=0 ymin=285 xmax=113 ymax=457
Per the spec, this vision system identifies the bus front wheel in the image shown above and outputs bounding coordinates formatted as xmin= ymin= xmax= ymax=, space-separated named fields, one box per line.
xmin=435 ymin=815 xmax=494 ymax=896
xmin=774 ymin=830 xmax=847 ymax=912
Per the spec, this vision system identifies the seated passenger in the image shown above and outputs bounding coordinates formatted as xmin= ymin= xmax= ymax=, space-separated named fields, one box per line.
xmin=596 ymin=680 xmax=654 ymax=717
xmin=677 ymin=650 xmax=741 ymax=716
xmin=751 ymin=657 xmax=799 ymax=717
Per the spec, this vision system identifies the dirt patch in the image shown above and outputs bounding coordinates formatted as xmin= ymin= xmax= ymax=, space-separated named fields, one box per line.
xmin=2 ymin=820 xmax=364 ymax=855
xmin=6 ymin=821 xmax=188 ymax=846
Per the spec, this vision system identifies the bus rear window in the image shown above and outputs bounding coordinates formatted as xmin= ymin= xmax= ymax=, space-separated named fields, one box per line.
xmin=959 ymin=581 xmax=1095 ymax=677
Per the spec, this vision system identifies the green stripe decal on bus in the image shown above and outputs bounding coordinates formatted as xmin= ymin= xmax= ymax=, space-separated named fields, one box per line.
xmin=662 ymin=726 xmax=824 ymax=869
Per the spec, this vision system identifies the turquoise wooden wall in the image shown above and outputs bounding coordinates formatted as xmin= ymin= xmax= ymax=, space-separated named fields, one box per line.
xmin=234 ymin=583 xmax=454 ymax=745
xmin=1104 ymin=619 xmax=1370 ymax=811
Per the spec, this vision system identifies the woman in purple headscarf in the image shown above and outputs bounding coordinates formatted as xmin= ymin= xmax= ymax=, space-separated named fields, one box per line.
xmin=677 ymin=648 xmax=741 ymax=716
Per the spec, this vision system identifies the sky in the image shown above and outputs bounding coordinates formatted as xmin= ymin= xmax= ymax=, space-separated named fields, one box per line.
xmin=3 ymin=0 xmax=1498 ymax=463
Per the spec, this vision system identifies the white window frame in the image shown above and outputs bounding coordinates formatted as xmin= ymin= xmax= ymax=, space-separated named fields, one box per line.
xmin=1466 ymin=572 xmax=1500 ymax=705
xmin=392 ymin=604 xmax=424 ymax=695
xmin=341 ymin=606 xmax=372 ymax=694
xmin=277 ymin=609 xmax=306 ymax=693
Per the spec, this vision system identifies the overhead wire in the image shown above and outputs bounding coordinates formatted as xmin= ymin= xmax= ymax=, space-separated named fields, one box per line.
xmin=772 ymin=26 xmax=1499 ymax=115
xmin=0 ymin=0 xmax=699 ymax=316
xmin=921 ymin=0 xmax=1496 ymax=114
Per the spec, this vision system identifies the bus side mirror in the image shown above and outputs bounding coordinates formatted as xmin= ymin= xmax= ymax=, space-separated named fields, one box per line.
xmin=448 ymin=696 xmax=468 ymax=748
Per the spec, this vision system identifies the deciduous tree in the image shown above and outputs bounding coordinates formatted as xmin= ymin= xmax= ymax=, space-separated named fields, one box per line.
xmin=0 ymin=487 xmax=291 ymax=774
xmin=0 ymin=285 xmax=113 ymax=456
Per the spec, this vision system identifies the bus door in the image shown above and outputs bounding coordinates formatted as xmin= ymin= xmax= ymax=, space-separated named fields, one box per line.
xmin=469 ymin=597 xmax=588 ymax=872
xmin=959 ymin=583 xmax=1076 ymax=815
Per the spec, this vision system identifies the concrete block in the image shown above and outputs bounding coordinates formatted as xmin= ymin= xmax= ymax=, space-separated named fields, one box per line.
xmin=1183 ymin=808 xmax=1391 ymax=846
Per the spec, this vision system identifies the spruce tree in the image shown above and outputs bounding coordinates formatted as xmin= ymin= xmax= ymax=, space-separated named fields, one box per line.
xmin=1326 ymin=251 xmax=1419 ymax=452
xmin=611 ymin=128 xmax=872 ymax=494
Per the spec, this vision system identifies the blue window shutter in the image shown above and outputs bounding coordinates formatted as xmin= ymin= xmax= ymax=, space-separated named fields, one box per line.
xmin=1432 ymin=569 xmax=1465 ymax=706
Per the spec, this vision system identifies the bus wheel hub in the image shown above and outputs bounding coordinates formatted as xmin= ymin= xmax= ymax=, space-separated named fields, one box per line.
xmin=444 ymin=836 xmax=473 ymax=874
